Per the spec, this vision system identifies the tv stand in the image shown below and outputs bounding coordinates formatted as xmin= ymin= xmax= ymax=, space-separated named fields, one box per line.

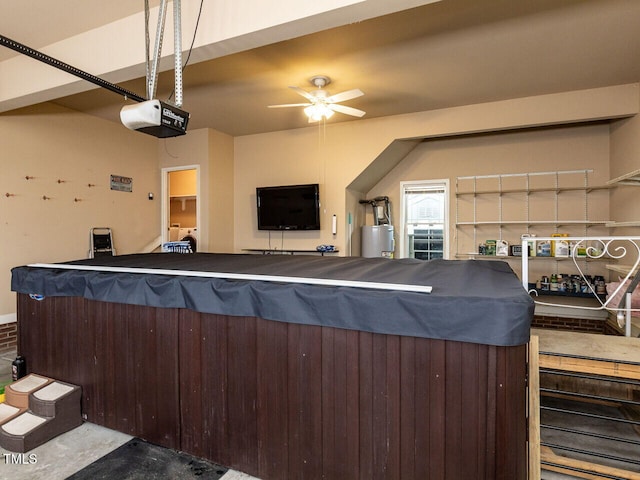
xmin=242 ymin=248 xmax=339 ymax=256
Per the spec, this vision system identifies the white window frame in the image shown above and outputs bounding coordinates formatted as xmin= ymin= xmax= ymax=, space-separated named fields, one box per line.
xmin=399 ymin=179 xmax=449 ymax=260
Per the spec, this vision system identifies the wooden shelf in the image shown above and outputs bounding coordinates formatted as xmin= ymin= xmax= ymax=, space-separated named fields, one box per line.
xmin=243 ymin=248 xmax=339 ymax=256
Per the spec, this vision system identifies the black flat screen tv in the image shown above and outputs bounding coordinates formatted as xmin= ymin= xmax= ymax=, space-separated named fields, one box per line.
xmin=256 ymin=183 xmax=320 ymax=230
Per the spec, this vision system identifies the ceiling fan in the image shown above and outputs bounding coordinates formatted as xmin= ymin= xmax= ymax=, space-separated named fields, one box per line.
xmin=268 ymin=75 xmax=365 ymax=122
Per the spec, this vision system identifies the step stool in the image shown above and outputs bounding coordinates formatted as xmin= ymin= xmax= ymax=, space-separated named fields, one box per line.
xmin=0 ymin=379 xmax=82 ymax=453
xmin=30 ymin=381 xmax=81 ymax=419
xmin=4 ymin=374 xmax=52 ymax=409
xmin=0 ymin=403 xmax=25 ymax=426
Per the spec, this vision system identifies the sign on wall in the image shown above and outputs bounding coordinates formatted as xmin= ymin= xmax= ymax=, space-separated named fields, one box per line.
xmin=110 ymin=174 xmax=132 ymax=192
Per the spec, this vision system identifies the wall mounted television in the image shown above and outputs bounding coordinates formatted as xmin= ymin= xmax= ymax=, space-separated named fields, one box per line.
xmin=256 ymin=183 xmax=320 ymax=230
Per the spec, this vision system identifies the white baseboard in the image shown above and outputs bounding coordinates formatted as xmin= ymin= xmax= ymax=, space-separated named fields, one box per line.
xmin=0 ymin=313 xmax=17 ymax=325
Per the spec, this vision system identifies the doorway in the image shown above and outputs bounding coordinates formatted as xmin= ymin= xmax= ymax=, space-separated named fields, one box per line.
xmin=161 ymin=166 xmax=200 ymax=251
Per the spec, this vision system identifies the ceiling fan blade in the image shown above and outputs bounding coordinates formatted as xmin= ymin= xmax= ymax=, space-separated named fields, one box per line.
xmin=329 ymin=104 xmax=366 ymax=118
xmin=268 ymin=103 xmax=312 ymax=108
xmin=289 ymin=86 xmax=316 ymax=101
xmin=326 ymin=88 xmax=364 ymax=104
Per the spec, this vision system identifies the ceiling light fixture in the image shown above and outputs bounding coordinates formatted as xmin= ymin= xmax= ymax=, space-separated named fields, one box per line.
xmin=304 ymin=102 xmax=335 ymax=122
xmin=269 ymin=75 xmax=365 ymax=123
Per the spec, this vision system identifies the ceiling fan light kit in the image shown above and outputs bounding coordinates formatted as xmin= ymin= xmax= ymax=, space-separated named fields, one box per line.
xmin=304 ymin=104 xmax=334 ymax=122
xmin=268 ymin=75 xmax=365 ymax=123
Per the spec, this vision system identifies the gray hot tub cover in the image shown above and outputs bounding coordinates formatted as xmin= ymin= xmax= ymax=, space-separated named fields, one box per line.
xmin=11 ymin=253 xmax=533 ymax=346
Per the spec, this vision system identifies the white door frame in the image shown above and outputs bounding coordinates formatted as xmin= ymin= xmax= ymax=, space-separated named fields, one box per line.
xmin=161 ymin=165 xmax=201 ymax=247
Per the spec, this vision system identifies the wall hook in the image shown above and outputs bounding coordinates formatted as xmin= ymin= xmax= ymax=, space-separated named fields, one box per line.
xmin=57 ymin=179 xmax=66 ymax=184
xmin=74 ymin=198 xmax=82 ymax=202
xmin=87 ymin=183 xmax=96 ymax=188
xmin=42 ymin=195 xmax=51 ymax=200
xmin=5 ymin=193 xmax=15 ymax=198
xmin=25 ymin=175 xmax=35 ymax=180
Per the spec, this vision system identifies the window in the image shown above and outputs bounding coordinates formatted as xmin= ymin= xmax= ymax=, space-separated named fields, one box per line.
xmin=400 ymin=180 xmax=449 ymax=260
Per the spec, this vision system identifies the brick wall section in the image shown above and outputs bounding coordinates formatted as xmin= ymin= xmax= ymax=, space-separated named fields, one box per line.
xmin=0 ymin=322 xmax=17 ymax=354
xmin=532 ymin=315 xmax=623 ymax=336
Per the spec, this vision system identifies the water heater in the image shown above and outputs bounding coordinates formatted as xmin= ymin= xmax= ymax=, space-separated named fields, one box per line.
xmin=361 ymin=225 xmax=394 ymax=258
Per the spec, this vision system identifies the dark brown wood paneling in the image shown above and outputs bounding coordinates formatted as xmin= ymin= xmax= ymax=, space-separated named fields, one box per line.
xmin=178 ymin=308 xmax=204 ymax=457
xmin=344 ymin=329 xmax=361 ymax=479
xmin=17 ymin=294 xmax=529 ymax=480
xmin=296 ymin=324 xmax=323 ymax=480
xmin=153 ymin=307 xmax=182 ymax=445
xmin=358 ymin=330 xmax=374 ymax=480
xmin=206 ymin=313 xmax=231 ymax=466
xmin=227 ymin=316 xmax=259 ymax=474
xmin=399 ymin=336 xmax=416 ymax=479
xmin=17 ymin=294 xmax=181 ymax=449
xmin=320 ymin=327 xmax=361 ymax=480
xmin=285 ymin=322 xmax=302 ymax=480
xmin=256 ymin=318 xmax=289 ymax=479
xmin=426 ymin=338 xmax=447 ymax=479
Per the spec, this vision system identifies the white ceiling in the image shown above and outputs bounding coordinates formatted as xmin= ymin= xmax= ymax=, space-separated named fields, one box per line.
xmin=2 ymin=0 xmax=640 ymax=137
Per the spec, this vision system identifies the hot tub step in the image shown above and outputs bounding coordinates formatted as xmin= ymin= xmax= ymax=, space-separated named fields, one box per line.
xmin=0 ymin=412 xmax=52 ymax=453
xmin=4 ymin=374 xmax=52 ymax=409
xmin=0 ymin=379 xmax=82 ymax=453
xmin=0 ymin=403 xmax=25 ymax=426
xmin=30 ymin=381 xmax=81 ymax=418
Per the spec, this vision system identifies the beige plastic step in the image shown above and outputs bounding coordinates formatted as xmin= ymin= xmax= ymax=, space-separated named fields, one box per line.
xmin=0 ymin=412 xmax=53 ymax=452
xmin=2 ymin=412 xmax=48 ymax=436
xmin=4 ymin=374 xmax=52 ymax=409
xmin=0 ymin=377 xmax=82 ymax=453
xmin=0 ymin=403 xmax=25 ymax=426
xmin=30 ymin=381 xmax=81 ymax=419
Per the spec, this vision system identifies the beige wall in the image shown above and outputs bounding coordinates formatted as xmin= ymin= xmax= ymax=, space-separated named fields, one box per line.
xmin=367 ymin=124 xmax=612 ymax=282
xmin=170 ymin=198 xmax=197 ymax=228
xmin=208 ymin=129 xmax=235 ymax=253
xmin=169 ymin=169 xmax=197 ymax=229
xmin=0 ymin=103 xmax=159 ymax=316
xmin=610 ymin=93 xmax=640 ymax=235
xmin=159 ymin=128 xmax=235 ymax=253
xmin=169 ymin=169 xmax=197 ymax=196
xmin=369 ymin=124 xmax=611 ymax=253
xmin=234 ymin=85 xmax=638 ymax=254
xmin=1 ymin=112 xmax=234 ymax=318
